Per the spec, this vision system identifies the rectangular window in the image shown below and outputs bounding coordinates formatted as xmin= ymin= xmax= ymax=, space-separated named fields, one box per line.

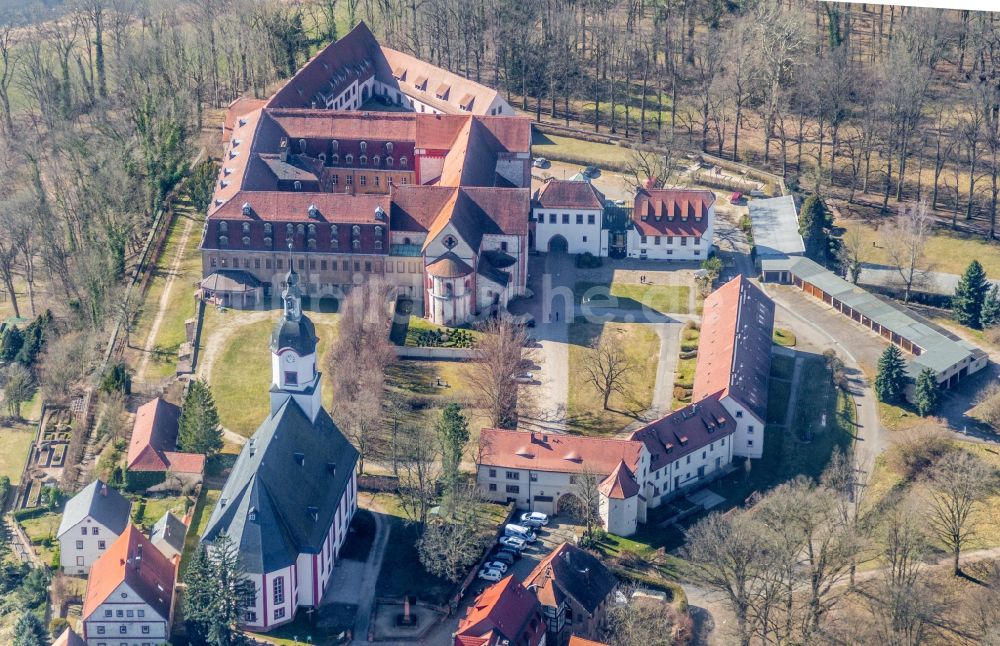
xmin=667 ymin=236 xmax=673 ymax=244
xmin=549 ymin=213 xmax=556 ymax=224
xmin=342 ymin=261 xmax=349 ymax=271
xmin=81 ymin=527 xmax=87 ymax=536
xmin=360 ymin=175 xmax=367 ymax=186
xmin=354 ymin=262 xmax=360 ymax=272
xmin=76 ymin=540 xmax=84 ymax=549
xmin=277 ymin=258 xmax=283 ymax=269
xmin=126 ymin=610 xmax=133 ymax=618
xmin=119 ymin=626 xmax=127 ymax=634
xmin=266 ymin=259 xmax=272 ymax=269
xmin=98 ymin=540 xmax=106 ymax=550
xmin=142 ymin=626 xmax=150 ymax=635
xmin=562 ymin=213 xmax=569 ymax=224
xmin=681 ymin=237 xmax=688 ymax=246
xmin=210 ymin=256 xmax=217 ymax=267
xmin=736 ymin=411 xmax=743 ymax=418
xmin=489 ymin=483 xmax=497 ymax=491
xmin=686 ymin=456 xmax=691 ymax=464
xmin=365 ymin=261 xmax=372 ymax=272
xmin=748 ymin=440 xmax=754 ymax=447
xmin=576 ymin=214 xmax=583 ymax=224
xmin=137 ymin=610 xmax=144 ymax=618
xmin=397 ymin=261 xmax=405 ymax=273
xmin=695 ymin=250 xmax=701 ymax=255
xmin=641 ymin=235 xmax=647 ymax=244
xmin=748 ymin=426 xmax=754 ymax=434
xmin=501 ymin=241 xmax=508 ymax=252
xmin=273 ymin=576 xmax=285 ymax=605
xmin=655 ymin=236 xmax=661 ymax=245
xmin=275 ymin=608 xmax=286 ymax=620
xmin=321 ymin=260 xmax=327 ymax=270
xmin=347 ymin=176 xmax=353 ymax=185
xmin=117 ymin=610 xmax=124 ymax=618
xmin=506 ymin=484 xmax=520 ymax=493
xmin=588 ymin=214 xmax=596 ymax=224
xmin=98 ymin=627 xmax=106 ymax=635
xmin=695 ymin=236 xmax=701 ymax=245
xmin=309 ymin=260 xmax=316 ymax=270
xmin=331 ymin=174 xmax=338 ymax=185
xmin=506 ymin=471 xmax=519 ymax=480
xmin=284 ymin=371 xmax=298 ymax=385
xmin=582 ymin=236 xmax=588 ymax=242
xmin=489 ymin=469 xmax=497 ymax=477
xmin=105 ymin=610 xmax=112 ymax=618
xmin=721 ymin=438 xmax=726 ymax=446
xmin=298 ymin=259 xmax=305 ymax=270
xmin=255 ymin=258 xmax=261 ymax=269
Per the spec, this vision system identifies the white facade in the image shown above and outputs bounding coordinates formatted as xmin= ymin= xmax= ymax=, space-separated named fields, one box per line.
xmin=59 ymin=517 xmax=120 ymax=575
xmin=718 ymin=397 xmax=764 ymax=460
xmin=626 ymin=224 xmax=713 ymax=261
xmin=643 ymin=435 xmax=736 ymax=505
xmin=83 ymin=581 xmax=169 ymax=646
xmin=599 ymin=495 xmax=638 ymax=538
xmin=531 ymin=207 xmax=604 ymax=255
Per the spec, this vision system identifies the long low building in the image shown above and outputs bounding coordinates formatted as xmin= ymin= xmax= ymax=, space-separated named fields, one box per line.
xmin=761 ymin=255 xmax=988 ymax=389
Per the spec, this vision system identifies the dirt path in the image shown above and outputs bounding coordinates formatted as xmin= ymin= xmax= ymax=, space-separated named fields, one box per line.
xmin=135 ymin=211 xmax=196 ymax=384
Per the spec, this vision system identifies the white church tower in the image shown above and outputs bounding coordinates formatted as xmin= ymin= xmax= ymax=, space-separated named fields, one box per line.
xmin=270 ymin=253 xmax=323 ymax=421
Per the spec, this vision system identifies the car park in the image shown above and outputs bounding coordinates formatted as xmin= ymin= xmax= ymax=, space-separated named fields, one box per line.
xmin=477 ymin=567 xmax=504 ymax=582
xmin=484 ymin=560 xmax=509 ymax=574
xmin=504 ymin=523 xmax=538 ymax=542
xmin=520 ymin=511 xmax=549 ymax=527
xmin=498 ymin=536 xmax=526 ymax=551
xmin=489 ymin=550 xmax=516 ymax=565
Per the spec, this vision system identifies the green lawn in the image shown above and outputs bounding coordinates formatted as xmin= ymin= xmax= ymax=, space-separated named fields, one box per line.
xmin=0 ymin=426 xmax=36 ymax=485
xmin=566 ymin=322 xmax=660 ymax=435
xmin=179 ymin=486 xmax=220 ymax=576
xmin=770 ymin=353 xmax=795 ymax=381
xmin=206 ymin=309 xmax=339 ymax=437
xmin=839 ymin=217 xmax=1000 ymax=277
xmin=399 ymin=316 xmax=481 ymax=348
xmin=249 ymin=605 xmax=355 ymax=645
xmin=575 ymin=281 xmax=691 ymax=314
xmin=878 ymin=400 xmax=925 ymax=433
xmin=531 ymin=131 xmax=634 ymax=168
xmin=133 ymin=495 xmax=191 ymax=531
xmin=766 ymin=379 xmax=792 ymax=425
xmin=772 ymin=328 xmax=796 ymax=347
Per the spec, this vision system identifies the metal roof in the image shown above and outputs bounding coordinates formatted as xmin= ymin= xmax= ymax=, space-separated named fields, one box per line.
xmin=749 ymin=195 xmax=805 ymax=258
xmin=762 ymin=256 xmax=981 ymax=377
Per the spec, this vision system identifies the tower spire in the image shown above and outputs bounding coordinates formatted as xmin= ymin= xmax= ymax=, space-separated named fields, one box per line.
xmin=283 ymin=242 xmax=302 ymax=321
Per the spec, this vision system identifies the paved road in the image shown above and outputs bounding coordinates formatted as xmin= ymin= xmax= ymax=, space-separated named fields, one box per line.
xmin=857 ymin=262 xmax=1000 ymax=298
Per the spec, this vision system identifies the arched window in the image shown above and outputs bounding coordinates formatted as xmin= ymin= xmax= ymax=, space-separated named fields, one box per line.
xmin=219 ymin=235 xmax=229 ymax=247
xmin=331 ymin=153 xmax=339 ymax=165
xmin=352 ymin=239 xmax=360 ymax=249
xmin=352 ymin=225 xmax=361 ymax=236
xmin=293 ymin=180 xmax=302 ymax=191
xmin=286 ymin=223 xmax=294 ymax=235
xmin=359 ymin=155 xmax=367 ymax=165
xmin=297 ymin=224 xmax=305 ymax=235
xmin=263 ymin=223 xmax=272 ymax=235
xmin=386 ymin=156 xmax=394 ymax=167
xmin=308 ymin=238 xmax=317 ymax=249
xmin=345 ymin=154 xmax=353 ymax=164
xmin=242 ymin=236 xmax=250 ymax=247
xmin=375 ymin=240 xmax=383 ymax=250
xmin=372 ymin=155 xmax=380 ymax=167
xmin=403 ymin=237 xmax=411 ymax=245
xmin=385 ymin=142 xmax=394 ymax=153
xmin=307 ymin=224 xmax=316 ymax=236
xmin=263 ymin=236 xmax=272 ymax=247
xmin=219 ymin=221 xmax=228 ymax=233
xmin=242 ymin=222 xmax=250 ymax=233
xmin=374 ymin=226 xmax=383 ymax=237
xmin=331 ymin=139 xmax=339 ymax=151
xmin=359 ymin=141 xmax=367 ymax=152
xmin=318 ymin=152 xmax=326 ymax=164
xmin=331 ymin=224 xmax=338 ymax=236
xmin=400 ymin=156 xmax=407 ymax=168
xmin=298 ymin=138 xmax=306 ymax=152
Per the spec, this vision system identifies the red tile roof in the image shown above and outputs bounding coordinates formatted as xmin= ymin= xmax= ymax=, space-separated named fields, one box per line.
xmin=478 ymin=429 xmax=644 ymax=476
xmin=127 ymin=398 xmax=205 ymax=475
xmin=455 ymin=576 xmax=546 ymax=646
xmin=211 ymin=191 xmax=391 ymax=224
xmin=534 ymin=179 xmax=606 ymax=210
xmin=691 ymin=276 xmax=774 ymax=422
xmin=268 ymin=109 xmax=418 ymax=142
xmin=632 ymin=188 xmax=714 ymax=237
xmin=598 ymin=460 xmax=640 ymax=499
xmin=222 ymin=96 xmax=266 ymax=143
xmin=52 ymin=627 xmax=86 ymax=646
xmin=628 ymin=394 xmax=736 ymax=473
xmin=84 ymin=524 xmax=176 ymax=622
xmin=569 ymin=638 xmax=611 ymax=646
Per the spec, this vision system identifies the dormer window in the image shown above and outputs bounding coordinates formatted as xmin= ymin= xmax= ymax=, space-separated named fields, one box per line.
xmin=374 ymin=240 xmax=383 ymax=250
xmin=318 ymin=152 xmax=326 ymax=164
xmin=242 ymin=236 xmax=250 ymax=247
xmin=294 ymin=453 xmax=305 ymax=465
xmin=298 ymin=138 xmax=307 ymax=152
xmin=286 ymin=223 xmax=294 ymax=235
xmin=352 ymin=225 xmax=361 ymax=236
xmin=219 ymin=235 xmax=228 ymax=247
xmin=241 ymin=203 xmax=251 ymax=215
xmin=308 ymin=205 xmax=319 ymax=219
xmin=386 ymin=156 xmax=394 ymax=167
xmin=400 ymin=156 xmax=407 ymax=168
xmin=345 ymin=154 xmax=353 ymax=164
xmin=331 ymin=139 xmax=339 ymax=151
xmin=352 ymin=239 xmax=360 ymax=249
xmin=242 ymin=222 xmax=251 ymax=234
xmin=219 ymin=221 xmax=229 ymax=233
xmin=331 ymin=153 xmax=339 ymax=165
xmin=308 ymin=238 xmax=317 ymax=249
xmin=263 ymin=223 xmax=272 ymax=235
xmin=372 ymin=155 xmax=380 ymax=167
xmin=297 ymin=224 xmax=305 ymax=235
xmin=293 ymin=180 xmax=302 ymax=191
xmin=359 ymin=141 xmax=367 ymax=152
xmin=307 ymin=223 xmax=316 ymax=236
xmin=331 ymin=224 xmax=338 ymax=236
xmin=374 ymin=225 xmax=383 ymax=237
xmin=385 ymin=142 xmax=393 ymax=153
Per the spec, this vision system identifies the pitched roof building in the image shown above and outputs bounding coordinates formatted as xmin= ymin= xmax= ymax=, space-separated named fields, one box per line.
xmin=82 ymin=524 xmax=176 ymax=645
xmin=57 ymin=479 xmax=132 ymax=575
xmin=201 ymin=264 xmax=359 ymax=631
xmin=524 ymin=543 xmax=617 ymax=646
xmin=454 ymin=576 xmax=548 ymax=646
xmin=126 ymin=397 xmax=205 ymax=481
xmin=150 ymin=511 xmax=187 ymax=563
xmin=52 ymin=627 xmax=86 ymax=646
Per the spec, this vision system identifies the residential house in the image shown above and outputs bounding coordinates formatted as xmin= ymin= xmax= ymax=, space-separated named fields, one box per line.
xmin=454 ymin=575 xmax=548 ymax=646
xmin=57 ymin=479 xmax=132 ymax=575
xmin=200 ymin=265 xmax=359 ymax=632
xmin=82 ymin=524 xmax=176 ymax=646
xmin=692 ymin=275 xmax=775 ymax=459
xmin=126 ymin=397 xmax=205 ymax=489
xmin=531 ymin=179 xmax=606 ymax=256
xmin=149 ymin=511 xmax=186 ymax=563
xmin=524 ymin=543 xmax=617 ymax=646
xmin=627 ymin=189 xmax=715 ymax=261
xmin=52 ymin=627 xmax=86 ymax=646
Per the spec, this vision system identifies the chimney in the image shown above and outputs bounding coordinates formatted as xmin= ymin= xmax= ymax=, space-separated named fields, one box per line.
xmin=279 ymin=137 xmax=289 ymax=162
xmin=101 ymin=483 xmax=108 ymax=496
xmin=134 ymin=544 xmax=143 ymax=572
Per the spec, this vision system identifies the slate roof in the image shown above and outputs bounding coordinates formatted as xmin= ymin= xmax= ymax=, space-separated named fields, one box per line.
xmin=629 ymin=394 xmax=736 ymax=473
xmin=150 ymin=511 xmax=186 ymax=559
xmin=455 ymin=576 xmax=546 ymax=646
xmin=524 ymin=543 xmax=617 ymax=616
xmin=534 ymin=178 xmax=606 ymax=210
xmin=692 ymin=276 xmax=774 ymax=422
xmin=200 ymin=397 xmax=358 ymax=574
xmin=84 ymin=524 xmax=176 ymax=621
xmin=57 ymin=480 xmax=132 ymax=539
xmin=568 ymin=638 xmax=611 ymax=646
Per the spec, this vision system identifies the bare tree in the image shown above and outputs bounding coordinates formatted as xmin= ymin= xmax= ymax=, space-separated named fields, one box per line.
xmin=881 ymin=201 xmax=932 ymax=303
xmin=466 ymin=317 xmax=526 ymax=429
xmin=565 ymin=467 xmax=602 ymax=543
xmin=623 ymin=146 xmax=679 ymax=190
xmin=0 ymin=17 xmax=19 ymax=137
xmin=397 ymin=423 xmax=440 ymax=526
xmin=924 ymin=448 xmax=996 ymax=575
xmin=416 ymin=485 xmax=491 ymax=582
xmin=602 ymin=584 xmax=678 ymax=646
xmin=838 ymin=225 xmax=868 ymax=284
xmin=582 ymin=332 xmax=634 ymax=411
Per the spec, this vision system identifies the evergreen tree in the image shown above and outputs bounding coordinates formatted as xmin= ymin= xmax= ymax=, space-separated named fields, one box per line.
xmin=953 ymin=260 xmax=990 ymax=329
xmin=14 ymin=311 xmax=51 ymax=367
xmin=914 ymin=368 xmax=940 ymax=417
xmin=0 ymin=325 xmax=23 ymax=362
xmin=183 ymin=545 xmax=216 ymax=643
xmin=178 ymin=380 xmax=223 ymax=458
xmin=436 ymin=403 xmax=469 ymax=497
xmin=183 ymin=535 xmax=253 ymax=646
xmin=875 ymin=345 xmax=907 ymax=403
xmin=800 ymin=194 xmax=832 ymax=265
xmin=12 ymin=611 xmax=46 ymax=646
xmin=982 ymin=285 xmax=1000 ymax=328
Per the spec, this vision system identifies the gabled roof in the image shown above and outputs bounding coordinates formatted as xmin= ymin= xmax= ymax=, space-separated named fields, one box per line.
xmin=57 ymin=479 xmax=131 ymax=539
xmin=534 ymin=178 xmax=606 ymax=210
xmin=632 ymin=188 xmax=714 ymax=237
xmin=84 ymin=524 xmax=176 ymax=621
xmin=569 ymin=638 xmax=611 ymax=646
xmin=417 ymin=188 xmax=529 ymax=253
xmin=127 ymin=397 xmax=182 ymax=471
xmin=692 ymin=276 xmax=774 ymax=422
xmin=629 ymin=393 xmax=736 ymax=473
xmin=52 ymin=627 xmax=86 ymax=646
xmin=524 ymin=543 xmax=617 ymax=616
xmin=478 ymin=429 xmax=644 ymax=476
xmin=201 ymin=397 xmax=359 ymax=574
xmin=597 ymin=460 xmax=640 ymax=500
xmin=455 ymin=576 xmax=546 ymax=646
xmin=150 ymin=511 xmax=186 ymax=559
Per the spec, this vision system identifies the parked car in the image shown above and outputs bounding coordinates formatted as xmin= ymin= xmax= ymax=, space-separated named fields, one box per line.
xmin=513 ymin=372 xmax=534 ymax=384
xmin=613 ymin=199 xmax=626 ymax=206
xmin=498 ymin=536 xmax=526 ymax=551
xmin=533 ymin=157 xmax=550 ymax=168
xmin=581 ymin=165 xmax=600 ymax=178
xmin=489 ymin=550 xmax=516 ymax=565
xmin=504 ymin=523 xmax=538 ymax=543
xmin=478 ymin=567 xmax=504 ymax=582
xmin=484 ymin=560 xmax=509 ymax=574
xmin=730 ymin=191 xmax=744 ymax=204
xmin=520 ymin=511 xmax=549 ymax=527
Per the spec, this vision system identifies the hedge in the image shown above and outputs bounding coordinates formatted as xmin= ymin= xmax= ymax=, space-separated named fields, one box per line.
xmin=125 ymin=470 xmax=167 ymax=493
xmin=610 ymin=565 xmax=688 ymax=612
xmin=12 ymin=507 xmax=51 ymax=521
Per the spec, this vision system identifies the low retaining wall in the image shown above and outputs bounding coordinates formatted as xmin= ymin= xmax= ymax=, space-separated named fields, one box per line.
xmin=357 ymin=474 xmax=399 ymax=493
xmin=393 ymin=346 xmax=476 ymax=360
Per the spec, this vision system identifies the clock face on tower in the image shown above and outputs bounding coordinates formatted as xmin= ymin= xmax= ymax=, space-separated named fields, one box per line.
xmin=284 ymin=353 xmax=296 ymax=364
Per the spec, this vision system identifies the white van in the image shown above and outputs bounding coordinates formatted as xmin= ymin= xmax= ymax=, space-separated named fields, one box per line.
xmin=504 ymin=523 xmax=537 ymax=543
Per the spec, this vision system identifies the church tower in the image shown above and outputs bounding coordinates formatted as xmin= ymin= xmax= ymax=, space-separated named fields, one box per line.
xmin=269 ymin=254 xmax=323 ymax=421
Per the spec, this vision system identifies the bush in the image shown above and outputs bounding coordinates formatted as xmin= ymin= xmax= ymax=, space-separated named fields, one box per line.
xmin=132 ymin=498 xmax=147 ymax=525
xmin=100 ymin=362 xmax=131 ymax=395
xmin=887 ymin=431 xmax=953 ymax=480
xmin=124 ymin=470 xmax=167 ymax=493
xmin=673 ymin=386 xmax=692 ymax=402
xmin=575 ymin=252 xmax=603 ymax=268
xmin=48 ymin=617 xmax=70 ymax=639
xmin=12 ymin=508 xmax=51 ymax=522
xmin=679 ymin=349 xmax=698 ymax=359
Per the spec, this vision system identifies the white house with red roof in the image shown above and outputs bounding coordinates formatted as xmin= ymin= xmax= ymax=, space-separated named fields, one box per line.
xmin=453 ymin=575 xmax=547 ymax=646
xmin=531 ymin=179 xmax=607 ymax=255
xmin=82 ymin=524 xmax=176 ymax=646
xmin=692 ymin=275 xmax=775 ymax=459
xmin=627 ymin=188 xmax=715 ymax=261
